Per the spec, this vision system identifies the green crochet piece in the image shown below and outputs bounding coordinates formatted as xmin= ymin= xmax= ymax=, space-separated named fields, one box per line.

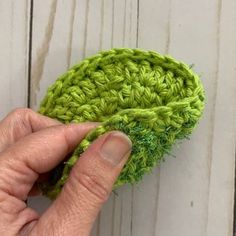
xmin=39 ymin=48 xmax=205 ymax=200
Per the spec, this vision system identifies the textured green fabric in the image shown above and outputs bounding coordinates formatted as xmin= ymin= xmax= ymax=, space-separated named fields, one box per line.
xmin=39 ymin=48 xmax=205 ymax=199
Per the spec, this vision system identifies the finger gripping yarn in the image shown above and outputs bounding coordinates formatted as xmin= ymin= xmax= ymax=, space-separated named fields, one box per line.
xmin=39 ymin=48 xmax=205 ymax=199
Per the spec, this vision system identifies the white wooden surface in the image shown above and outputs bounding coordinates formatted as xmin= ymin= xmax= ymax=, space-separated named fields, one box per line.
xmin=1 ymin=1 xmax=236 ymax=235
xmin=0 ymin=1 xmax=29 ymax=119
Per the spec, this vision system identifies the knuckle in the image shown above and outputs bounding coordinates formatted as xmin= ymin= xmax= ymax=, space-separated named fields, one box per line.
xmin=11 ymin=108 xmax=32 ymax=117
xmin=72 ymin=170 xmax=110 ymax=203
xmin=12 ymin=107 xmax=32 ymax=115
xmin=9 ymin=108 xmax=33 ymax=131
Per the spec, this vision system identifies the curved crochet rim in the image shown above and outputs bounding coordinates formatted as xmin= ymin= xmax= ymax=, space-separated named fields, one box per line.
xmin=40 ymin=48 xmax=204 ymax=114
xmin=39 ymin=48 xmax=205 ymax=199
xmin=71 ymin=48 xmax=198 ymax=81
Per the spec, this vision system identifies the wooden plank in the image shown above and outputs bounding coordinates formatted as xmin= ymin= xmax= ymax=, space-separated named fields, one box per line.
xmin=29 ymin=1 xmax=139 ymax=236
xmin=131 ymin=1 xmax=171 ymax=235
xmin=0 ymin=0 xmax=29 ymax=119
xmin=206 ymin=1 xmax=236 ymax=235
xmin=28 ymin=0 xmax=78 ymax=213
xmin=138 ymin=0 xmax=236 ymax=236
xmin=90 ymin=1 xmax=138 ymax=235
xmin=30 ymin=0 xmax=72 ymax=109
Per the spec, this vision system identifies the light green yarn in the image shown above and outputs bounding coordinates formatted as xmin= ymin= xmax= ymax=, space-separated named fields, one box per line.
xmin=39 ymin=48 xmax=205 ymax=199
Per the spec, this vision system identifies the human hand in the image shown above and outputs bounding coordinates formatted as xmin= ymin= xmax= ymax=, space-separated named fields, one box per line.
xmin=0 ymin=108 xmax=132 ymax=236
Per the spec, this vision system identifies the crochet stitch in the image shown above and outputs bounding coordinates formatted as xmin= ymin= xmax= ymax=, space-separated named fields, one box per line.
xmin=39 ymin=48 xmax=205 ymax=199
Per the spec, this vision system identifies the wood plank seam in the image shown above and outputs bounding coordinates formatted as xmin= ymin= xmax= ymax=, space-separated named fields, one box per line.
xmin=135 ymin=0 xmax=139 ymax=48
xmin=31 ymin=0 xmax=57 ymax=107
xmin=205 ymin=0 xmax=222 ymax=234
xmin=153 ymin=1 xmax=171 ymax=234
xmin=82 ymin=0 xmax=89 ymax=58
xmin=66 ymin=0 xmax=76 ymax=69
xmin=27 ymin=0 xmax=34 ymax=108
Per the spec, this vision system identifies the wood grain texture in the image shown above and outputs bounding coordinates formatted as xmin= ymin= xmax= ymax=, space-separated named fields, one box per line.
xmin=138 ymin=1 xmax=236 ymax=236
xmin=0 ymin=0 xmax=30 ymax=119
xmin=27 ymin=0 xmax=236 ymax=235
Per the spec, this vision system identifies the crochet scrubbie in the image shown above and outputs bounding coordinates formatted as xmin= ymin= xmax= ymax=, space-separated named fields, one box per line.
xmin=39 ymin=48 xmax=205 ymax=199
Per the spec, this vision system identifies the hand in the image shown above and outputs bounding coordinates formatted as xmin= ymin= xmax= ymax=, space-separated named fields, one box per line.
xmin=0 ymin=108 xmax=132 ymax=236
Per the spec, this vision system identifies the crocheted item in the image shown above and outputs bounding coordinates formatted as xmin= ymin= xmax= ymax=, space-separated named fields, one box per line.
xmin=39 ymin=48 xmax=205 ymax=199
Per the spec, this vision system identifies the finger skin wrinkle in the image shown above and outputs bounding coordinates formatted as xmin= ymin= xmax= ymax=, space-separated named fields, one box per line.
xmin=6 ymin=108 xmax=33 ymax=141
xmin=0 ymin=158 xmax=38 ymax=200
xmin=72 ymin=171 xmax=109 ymax=203
xmin=0 ymin=192 xmax=27 ymax=233
xmin=0 ymin=190 xmax=39 ymax=236
xmin=13 ymin=108 xmax=33 ymax=133
xmin=0 ymin=191 xmax=26 ymax=214
xmin=0 ymin=108 xmax=61 ymax=152
xmin=59 ymin=126 xmax=76 ymax=154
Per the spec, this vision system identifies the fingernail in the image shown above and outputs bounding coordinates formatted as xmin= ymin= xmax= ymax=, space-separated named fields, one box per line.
xmin=100 ymin=132 xmax=132 ymax=166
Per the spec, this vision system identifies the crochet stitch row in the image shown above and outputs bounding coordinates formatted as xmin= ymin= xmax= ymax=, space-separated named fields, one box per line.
xmin=39 ymin=48 xmax=205 ymax=199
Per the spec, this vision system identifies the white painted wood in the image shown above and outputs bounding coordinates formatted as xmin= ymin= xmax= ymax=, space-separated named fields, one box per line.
xmin=131 ymin=1 xmax=171 ymax=235
xmin=29 ymin=2 xmax=138 ymax=236
xmin=206 ymin=1 xmax=236 ymax=235
xmin=0 ymin=0 xmax=29 ymax=119
xmin=28 ymin=0 xmax=79 ymax=213
xmin=28 ymin=0 xmax=236 ymax=235
xmin=137 ymin=1 xmax=236 ymax=236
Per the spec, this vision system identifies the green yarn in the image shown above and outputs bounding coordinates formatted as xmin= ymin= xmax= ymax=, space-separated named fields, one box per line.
xmin=38 ymin=48 xmax=205 ymax=199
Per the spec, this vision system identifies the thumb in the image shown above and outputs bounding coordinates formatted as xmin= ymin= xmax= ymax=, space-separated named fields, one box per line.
xmin=34 ymin=131 xmax=132 ymax=236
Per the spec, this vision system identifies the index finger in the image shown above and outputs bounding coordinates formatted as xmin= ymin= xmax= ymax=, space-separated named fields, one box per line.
xmin=0 ymin=123 xmax=97 ymax=200
xmin=0 ymin=108 xmax=60 ymax=152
